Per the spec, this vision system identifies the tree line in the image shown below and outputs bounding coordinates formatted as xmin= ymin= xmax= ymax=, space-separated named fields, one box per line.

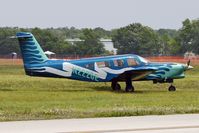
xmin=0 ymin=18 xmax=198 ymax=57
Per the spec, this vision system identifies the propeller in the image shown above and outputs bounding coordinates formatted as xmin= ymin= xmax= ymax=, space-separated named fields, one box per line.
xmin=187 ymin=59 xmax=190 ymax=67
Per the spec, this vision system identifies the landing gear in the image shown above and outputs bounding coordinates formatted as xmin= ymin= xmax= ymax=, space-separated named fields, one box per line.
xmin=111 ymin=81 xmax=121 ymax=91
xmin=167 ymin=79 xmax=176 ymax=91
xmin=111 ymin=78 xmax=134 ymax=92
xmin=153 ymin=79 xmax=176 ymax=91
xmin=168 ymin=85 xmax=176 ymax=91
xmin=125 ymin=84 xmax=134 ymax=92
xmin=125 ymin=76 xmax=134 ymax=92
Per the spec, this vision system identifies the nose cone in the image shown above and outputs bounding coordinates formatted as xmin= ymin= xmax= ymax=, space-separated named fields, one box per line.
xmin=187 ymin=65 xmax=194 ymax=70
xmin=182 ymin=64 xmax=194 ymax=71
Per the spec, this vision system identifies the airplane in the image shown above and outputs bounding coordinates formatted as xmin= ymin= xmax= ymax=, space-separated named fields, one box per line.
xmin=16 ymin=32 xmax=193 ymax=92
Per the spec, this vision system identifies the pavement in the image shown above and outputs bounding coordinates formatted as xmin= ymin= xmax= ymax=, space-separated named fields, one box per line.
xmin=0 ymin=114 xmax=199 ymax=133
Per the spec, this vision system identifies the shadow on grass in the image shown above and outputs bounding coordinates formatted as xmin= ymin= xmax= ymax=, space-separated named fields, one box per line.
xmin=40 ymin=89 xmax=95 ymax=92
xmin=92 ymin=86 xmax=151 ymax=94
xmin=0 ymin=85 xmax=166 ymax=94
xmin=91 ymin=86 xmax=112 ymax=92
xmin=92 ymin=86 xmax=166 ymax=94
xmin=0 ymin=89 xmax=17 ymax=91
xmin=36 ymin=85 xmax=166 ymax=94
xmin=37 ymin=86 xmax=113 ymax=93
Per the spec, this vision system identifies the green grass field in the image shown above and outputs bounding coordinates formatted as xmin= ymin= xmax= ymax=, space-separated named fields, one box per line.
xmin=0 ymin=64 xmax=199 ymax=121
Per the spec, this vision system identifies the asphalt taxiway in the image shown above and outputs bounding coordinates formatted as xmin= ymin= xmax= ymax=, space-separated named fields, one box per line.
xmin=0 ymin=114 xmax=199 ymax=133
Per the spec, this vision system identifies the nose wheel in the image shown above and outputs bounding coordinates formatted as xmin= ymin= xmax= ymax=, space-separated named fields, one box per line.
xmin=168 ymin=85 xmax=176 ymax=91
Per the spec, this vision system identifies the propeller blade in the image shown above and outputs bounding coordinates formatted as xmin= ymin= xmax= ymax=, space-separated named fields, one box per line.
xmin=187 ymin=59 xmax=190 ymax=66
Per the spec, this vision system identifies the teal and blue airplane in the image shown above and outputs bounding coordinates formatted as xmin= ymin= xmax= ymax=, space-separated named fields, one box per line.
xmin=16 ymin=32 xmax=193 ymax=92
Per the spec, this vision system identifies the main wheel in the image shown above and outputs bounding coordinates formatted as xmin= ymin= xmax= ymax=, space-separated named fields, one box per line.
xmin=114 ymin=83 xmax=121 ymax=91
xmin=125 ymin=85 xmax=134 ymax=92
xmin=125 ymin=75 xmax=134 ymax=92
xmin=111 ymin=82 xmax=121 ymax=91
xmin=168 ymin=85 xmax=176 ymax=91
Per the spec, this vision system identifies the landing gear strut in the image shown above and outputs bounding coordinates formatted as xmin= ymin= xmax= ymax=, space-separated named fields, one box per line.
xmin=168 ymin=84 xmax=176 ymax=91
xmin=125 ymin=75 xmax=134 ymax=92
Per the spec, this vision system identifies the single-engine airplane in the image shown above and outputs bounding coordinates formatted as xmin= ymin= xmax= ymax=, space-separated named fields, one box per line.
xmin=16 ymin=32 xmax=193 ymax=92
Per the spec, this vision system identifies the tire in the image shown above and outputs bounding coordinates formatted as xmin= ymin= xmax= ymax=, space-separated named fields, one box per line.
xmin=115 ymin=83 xmax=121 ymax=91
xmin=168 ymin=85 xmax=176 ymax=91
xmin=125 ymin=85 xmax=134 ymax=92
xmin=111 ymin=82 xmax=121 ymax=91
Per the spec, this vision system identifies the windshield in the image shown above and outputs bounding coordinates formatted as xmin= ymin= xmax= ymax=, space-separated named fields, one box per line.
xmin=138 ymin=56 xmax=149 ymax=64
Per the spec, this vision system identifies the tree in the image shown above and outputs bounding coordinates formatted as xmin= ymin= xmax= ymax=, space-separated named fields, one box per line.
xmin=74 ymin=29 xmax=106 ymax=56
xmin=159 ymin=34 xmax=180 ymax=55
xmin=93 ymin=27 xmax=111 ymax=39
xmin=0 ymin=27 xmax=21 ymax=55
xmin=112 ymin=23 xmax=160 ymax=55
xmin=178 ymin=18 xmax=199 ymax=54
xmin=157 ymin=28 xmax=181 ymax=56
xmin=157 ymin=29 xmax=178 ymax=38
xmin=31 ymin=28 xmax=64 ymax=54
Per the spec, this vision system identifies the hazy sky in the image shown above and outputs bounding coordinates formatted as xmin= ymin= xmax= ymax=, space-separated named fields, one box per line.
xmin=0 ymin=0 xmax=198 ymax=30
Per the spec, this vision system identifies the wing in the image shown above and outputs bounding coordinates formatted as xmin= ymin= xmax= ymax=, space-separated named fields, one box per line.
xmin=113 ymin=67 xmax=157 ymax=81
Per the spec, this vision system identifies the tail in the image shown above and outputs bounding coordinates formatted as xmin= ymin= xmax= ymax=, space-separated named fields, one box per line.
xmin=16 ymin=32 xmax=48 ymax=67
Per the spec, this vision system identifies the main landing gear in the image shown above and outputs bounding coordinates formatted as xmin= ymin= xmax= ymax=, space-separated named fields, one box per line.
xmin=111 ymin=81 xmax=121 ymax=91
xmin=111 ymin=75 xmax=135 ymax=93
xmin=111 ymin=81 xmax=135 ymax=93
xmin=125 ymin=76 xmax=134 ymax=92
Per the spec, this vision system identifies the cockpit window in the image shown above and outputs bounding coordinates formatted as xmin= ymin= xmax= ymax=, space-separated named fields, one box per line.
xmin=96 ymin=61 xmax=110 ymax=68
xmin=127 ymin=58 xmax=138 ymax=66
xmin=139 ymin=56 xmax=149 ymax=64
xmin=114 ymin=59 xmax=124 ymax=67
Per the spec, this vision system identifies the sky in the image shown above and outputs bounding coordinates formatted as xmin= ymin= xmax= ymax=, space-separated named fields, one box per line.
xmin=0 ymin=0 xmax=198 ymax=30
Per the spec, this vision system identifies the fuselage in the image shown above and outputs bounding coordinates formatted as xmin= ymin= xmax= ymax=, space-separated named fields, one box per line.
xmin=24 ymin=54 xmax=188 ymax=82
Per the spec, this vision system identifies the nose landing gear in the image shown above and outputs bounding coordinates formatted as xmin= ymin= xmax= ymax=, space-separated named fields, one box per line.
xmin=168 ymin=84 xmax=176 ymax=91
xmin=167 ymin=79 xmax=176 ymax=91
xmin=153 ymin=79 xmax=176 ymax=91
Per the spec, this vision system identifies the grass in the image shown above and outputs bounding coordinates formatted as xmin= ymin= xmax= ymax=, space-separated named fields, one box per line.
xmin=0 ymin=63 xmax=199 ymax=121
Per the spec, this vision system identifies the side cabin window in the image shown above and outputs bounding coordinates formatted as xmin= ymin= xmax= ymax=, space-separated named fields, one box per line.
xmin=127 ymin=58 xmax=138 ymax=66
xmin=113 ymin=59 xmax=124 ymax=67
xmin=96 ymin=61 xmax=110 ymax=68
xmin=85 ymin=63 xmax=94 ymax=69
